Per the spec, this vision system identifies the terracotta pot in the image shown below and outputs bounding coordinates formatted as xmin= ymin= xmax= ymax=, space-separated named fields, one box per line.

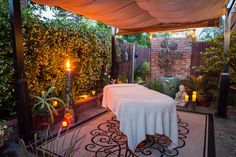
xmin=197 ymin=94 xmax=212 ymax=107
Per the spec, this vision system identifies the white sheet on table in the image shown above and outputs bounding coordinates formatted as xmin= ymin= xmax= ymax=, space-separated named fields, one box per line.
xmin=102 ymin=84 xmax=178 ymax=151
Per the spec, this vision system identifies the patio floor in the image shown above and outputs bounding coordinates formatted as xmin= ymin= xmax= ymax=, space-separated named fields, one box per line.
xmin=178 ymin=105 xmax=236 ymax=157
xmin=1 ymin=104 xmax=236 ymax=157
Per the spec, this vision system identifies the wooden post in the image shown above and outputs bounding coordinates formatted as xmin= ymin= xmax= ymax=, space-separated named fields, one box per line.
xmin=216 ymin=0 xmax=236 ymax=118
xmin=8 ymin=0 xmax=32 ymax=141
xmin=131 ymin=45 xmax=135 ymax=83
xmin=111 ymin=28 xmax=118 ymax=80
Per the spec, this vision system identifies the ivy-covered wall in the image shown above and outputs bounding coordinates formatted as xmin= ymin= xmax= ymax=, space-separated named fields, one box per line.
xmin=0 ymin=0 xmax=111 ymax=119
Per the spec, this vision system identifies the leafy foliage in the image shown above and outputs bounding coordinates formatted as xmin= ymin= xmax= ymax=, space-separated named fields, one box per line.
xmin=0 ymin=0 xmax=15 ymax=119
xmin=134 ymin=61 xmax=150 ymax=81
xmin=0 ymin=1 xmax=111 ymax=119
xmin=180 ymin=75 xmax=217 ymax=103
xmin=145 ymin=77 xmax=163 ymax=92
xmin=119 ymin=33 xmax=151 ymax=47
xmin=195 ymin=31 xmax=236 ymax=75
xmin=0 ymin=120 xmax=12 ymax=146
xmin=31 ymin=86 xmax=65 ymax=124
xmin=193 ymin=30 xmax=236 ymax=105
xmin=199 ymin=25 xmax=223 ymax=41
xmin=180 ymin=76 xmax=210 ymax=94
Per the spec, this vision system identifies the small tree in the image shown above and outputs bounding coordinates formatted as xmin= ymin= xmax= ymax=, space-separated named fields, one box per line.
xmin=158 ymin=39 xmax=183 ymax=76
xmin=195 ymin=32 xmax=236 ymax=76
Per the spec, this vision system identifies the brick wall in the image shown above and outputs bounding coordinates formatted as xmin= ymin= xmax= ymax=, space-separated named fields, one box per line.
xmin=150 ymin=38 xmax=192 ymax=80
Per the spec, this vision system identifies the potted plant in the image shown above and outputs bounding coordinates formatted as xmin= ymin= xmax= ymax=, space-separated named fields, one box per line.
xmin=157 ymin=39 xmax=182 ymax=98
xmin=181 ymin=75 xmax=212 ymax=106
xmin=31 ymin=86 xmax=66 ymax=129
xmin=0 ymin=120 xmax=12 ymax=151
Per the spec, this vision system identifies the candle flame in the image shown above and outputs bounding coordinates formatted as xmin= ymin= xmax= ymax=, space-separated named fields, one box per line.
xmin=66 ymin=60 xmax=71 ymax=70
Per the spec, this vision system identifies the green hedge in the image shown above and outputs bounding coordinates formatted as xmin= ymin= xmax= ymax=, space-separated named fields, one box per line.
xmin=0 ymin=1 xmax=111 ymax=119
xmin=0 ymin=0 xmax=15 ymax=119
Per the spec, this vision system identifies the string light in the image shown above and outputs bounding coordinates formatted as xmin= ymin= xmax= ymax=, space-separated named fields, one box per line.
xmin=149 ymin=32 xmax=153 ymax=39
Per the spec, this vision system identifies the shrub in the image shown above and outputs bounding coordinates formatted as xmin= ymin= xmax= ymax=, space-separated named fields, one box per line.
xmin=134 ymin=61 xmax=150 ymax=81
xmin=0 ymin=1 xmax=111 ymax=119
xmin=0 ymin=0 xmax=15 ymax=119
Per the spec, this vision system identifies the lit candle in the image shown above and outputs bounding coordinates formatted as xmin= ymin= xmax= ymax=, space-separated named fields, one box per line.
xmin=184 ymin=94 xmax=189 ymax=102
xmin=91 ymin=90 xmax=96 ymax=96
xmin=62 ymin=120 xmax=68 ymax=127
xmin=65 ymin=59 xmax=77 ymax=123
xmin=66 ymin=60 xmax=72 ymax=109
xmin=52 ymin=101 xmax=58 ymax=108
xmin=192 ymin=94 xmax=197 ymax=102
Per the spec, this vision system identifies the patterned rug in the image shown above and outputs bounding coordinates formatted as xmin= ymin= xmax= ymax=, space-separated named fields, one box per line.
xmin=38 ymin=111 xmax=215 ymax=157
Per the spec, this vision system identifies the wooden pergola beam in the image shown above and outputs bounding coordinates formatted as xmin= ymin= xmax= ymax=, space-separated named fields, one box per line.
xmin=8 ymin=0 xmax=32 ymax=141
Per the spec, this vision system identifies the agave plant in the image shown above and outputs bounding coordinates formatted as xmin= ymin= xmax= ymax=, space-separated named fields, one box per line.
xmin=31 ymin=86 xmax=66 ymax=124
xmin=145 ymin=77 xmax=163 ymax=92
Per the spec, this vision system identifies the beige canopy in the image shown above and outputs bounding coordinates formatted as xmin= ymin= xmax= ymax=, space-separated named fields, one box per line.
xmin=32 ymin=0 xmax=227 ymax=34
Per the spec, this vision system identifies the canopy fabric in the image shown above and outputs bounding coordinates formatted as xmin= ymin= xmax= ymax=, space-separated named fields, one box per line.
xmin=32 ymin=0 xmax=227 ymax=34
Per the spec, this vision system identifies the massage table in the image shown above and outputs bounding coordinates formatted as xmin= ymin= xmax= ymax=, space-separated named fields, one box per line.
xmin=102 ymin=84 xmax=178 ymax=151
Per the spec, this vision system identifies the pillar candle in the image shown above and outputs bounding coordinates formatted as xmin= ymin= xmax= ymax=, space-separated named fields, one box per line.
xmin=192 ymin=94 xmax=197 ymax=102
xmin=184 ymin=94 xmax=189 ymax=102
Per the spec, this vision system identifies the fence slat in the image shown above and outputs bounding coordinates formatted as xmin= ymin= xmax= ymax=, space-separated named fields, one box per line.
xmin=116 ymin=43 xmax=150 ymax=82
xmin=190 ymin=42 xmax=209 ymax=76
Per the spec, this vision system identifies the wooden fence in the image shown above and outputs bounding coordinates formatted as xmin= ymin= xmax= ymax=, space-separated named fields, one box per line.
xmin=190 ymin=41 xmax=209 ymax=76
xmin=116 ymin=41 xmax=208 ymax=81
xmin=116 ymin=43 xmax=150 ymax=82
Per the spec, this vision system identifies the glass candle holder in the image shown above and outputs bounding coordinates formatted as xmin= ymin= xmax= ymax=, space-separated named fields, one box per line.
xmin=91 ymin=90 xmax=96 ymax=96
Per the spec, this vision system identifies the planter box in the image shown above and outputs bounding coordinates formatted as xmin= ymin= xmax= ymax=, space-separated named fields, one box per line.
xmin=74 ymin=92 xmax=103 ymax=114
xmin=32 ymin=108 xmax=64 ymax=130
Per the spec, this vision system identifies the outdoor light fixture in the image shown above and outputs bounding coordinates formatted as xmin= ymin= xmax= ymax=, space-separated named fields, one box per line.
xmin=52 ymin=101 xmax=58 ymax=108
xmin=62 ymin=120 xmax=68 ymax=128
xmin=149 ymin=33 xmax=153 ymax=39
xmin=79 ymin=94 xmax=89 ymax=99
xmin=91 ymin=90 xmax=96 ymax=96
xmin=64 ymin=107 xmax=74 ymax=123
